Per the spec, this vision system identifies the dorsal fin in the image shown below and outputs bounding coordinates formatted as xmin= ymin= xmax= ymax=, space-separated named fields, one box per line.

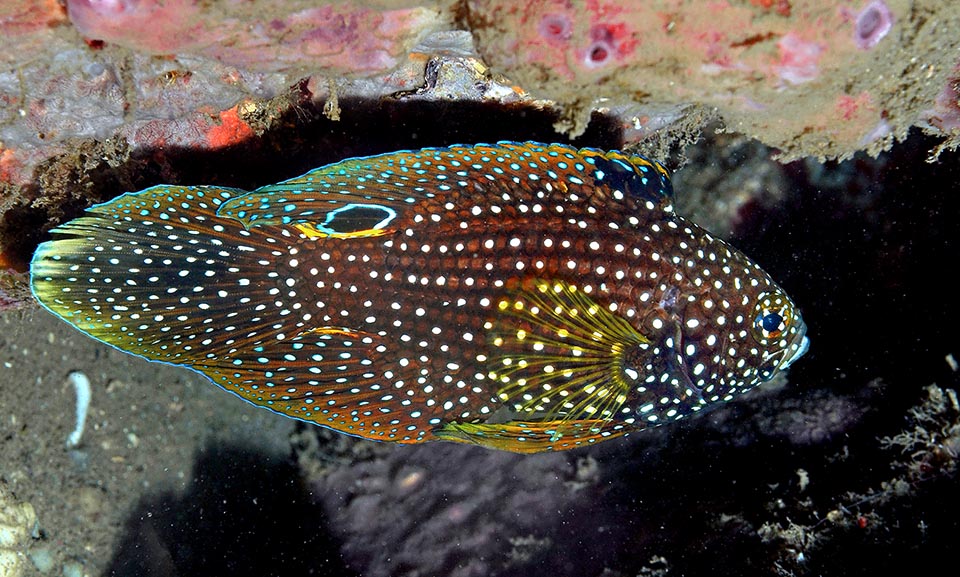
xmin=576 ymin=147 xmax=673 ymax=206
xmin=216 ymin=142 xmax=675 ymax=238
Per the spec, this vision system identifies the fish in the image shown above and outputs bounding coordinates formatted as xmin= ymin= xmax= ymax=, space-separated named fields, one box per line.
xmin=29 ymin=142 xmax=809 ymax=453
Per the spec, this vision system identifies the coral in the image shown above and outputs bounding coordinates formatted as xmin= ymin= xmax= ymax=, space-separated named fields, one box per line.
xmin=205 ymin=104 xmax=256 ymax=149
xmin=921 ymin=66 xmax=960 ymax=159
xmin=537 ymin=13 xmax=572 ymax=44
xmin=0 ymin=10 xmax=486 ymax=196
xmin=927 ymin=74 xmax=960 ymax=133
xmin=853 ymin=0 xmax=894 ymax=50
xmin=0 ymin=0 xmax=68 ymax=65
xmin=67 ymin=0 xmax=202 ymax=54
xmin=466 ymin=0 xmax=960 ymax=160
xmin=66 ymin=0 xmax=445 ymax=76
xmin=773 ymin=33 xmax=823 ymax=85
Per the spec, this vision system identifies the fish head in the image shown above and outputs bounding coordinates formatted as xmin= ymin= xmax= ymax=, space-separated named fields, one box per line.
xmin=662 ymin=265 xmax=808 ymax=398
xmin=619 ymin=241 xmax=808 ymax=417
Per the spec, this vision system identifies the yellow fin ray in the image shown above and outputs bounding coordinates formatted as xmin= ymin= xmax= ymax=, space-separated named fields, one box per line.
xmin=484 ymin=280 xmax=649 ymax=425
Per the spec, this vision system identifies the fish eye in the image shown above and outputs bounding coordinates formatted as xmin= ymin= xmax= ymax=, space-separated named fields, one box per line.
xmin=750 ymin=292 xmax=793 ymax=344
xmin=753 ymin=309 xmax=786 ymax=340
xmin=759 ymin=311 xmax=784 ymax=336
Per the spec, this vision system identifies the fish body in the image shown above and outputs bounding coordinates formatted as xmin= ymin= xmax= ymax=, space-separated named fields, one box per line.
xmin=30 ymin=142 xmax=808 ymax=452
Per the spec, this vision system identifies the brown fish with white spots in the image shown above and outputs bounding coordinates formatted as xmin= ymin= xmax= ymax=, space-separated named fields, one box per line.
xmin=30 ymin=142 xmax=808 ymax=452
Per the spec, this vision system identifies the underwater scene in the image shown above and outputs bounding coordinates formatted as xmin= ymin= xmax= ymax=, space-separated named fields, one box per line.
xmin=2 ymin=1 xmax=960 ymax=576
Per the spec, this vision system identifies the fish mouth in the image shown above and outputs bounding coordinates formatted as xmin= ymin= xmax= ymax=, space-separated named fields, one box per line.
xmin=778 ymin=322 xmax=809 ymax=371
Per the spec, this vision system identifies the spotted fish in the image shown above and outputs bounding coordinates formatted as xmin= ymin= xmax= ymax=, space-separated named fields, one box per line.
xmin=30 ymin=142 xmax=808 ymax=452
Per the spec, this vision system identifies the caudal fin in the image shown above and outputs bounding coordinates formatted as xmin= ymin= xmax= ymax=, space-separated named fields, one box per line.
xmin=30 ymin=185 xmax=430 ymax=441
xmin=30 ymin=185 xmax=291 ymax=367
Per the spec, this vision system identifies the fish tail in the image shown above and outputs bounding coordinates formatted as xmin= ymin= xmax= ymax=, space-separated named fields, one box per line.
xmin=30 ymin=185 xmax=282 ymax=367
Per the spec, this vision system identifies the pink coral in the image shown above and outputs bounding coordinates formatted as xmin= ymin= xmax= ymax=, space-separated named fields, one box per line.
xmin=773 ymin=33 xmax=823 ymax=84
xmin=579 ymin=22 xmax=634 ymax=70
xmin=538 ymin=13 xmax=572 ymax=43
xmin=468 ymin=0 xmax=955 ymax=159
xmin=67 ymin=0 xmax=204 ymax=53
xmin=0 ymin=0 xmax=67 ymax=36
xmin=66 ymin=1 xmax=440 ymax=76
xmin=583 ymin=25 xmax=615 ymax=68
xmin=926 ymin=74 xmax=960 ymax=133
xmin=854 ymin=0 xmax=893 ymax=50
xmin=205 ymin=105 xmax=255 ymax=149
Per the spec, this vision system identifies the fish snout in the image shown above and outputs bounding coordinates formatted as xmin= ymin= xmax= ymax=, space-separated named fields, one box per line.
xmin=779 ymin=320 xmax=809 ymax=371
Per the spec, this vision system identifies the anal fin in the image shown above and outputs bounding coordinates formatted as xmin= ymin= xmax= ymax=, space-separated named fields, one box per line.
xmin=192 ymin=326 xmax=434 ymax=443
xmin=434 ymin=419 xmax=630 ymax=453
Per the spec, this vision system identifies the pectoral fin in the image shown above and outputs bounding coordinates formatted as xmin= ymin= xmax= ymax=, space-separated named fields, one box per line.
xmin=484 ymin=280 xmax=650 ymax=424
